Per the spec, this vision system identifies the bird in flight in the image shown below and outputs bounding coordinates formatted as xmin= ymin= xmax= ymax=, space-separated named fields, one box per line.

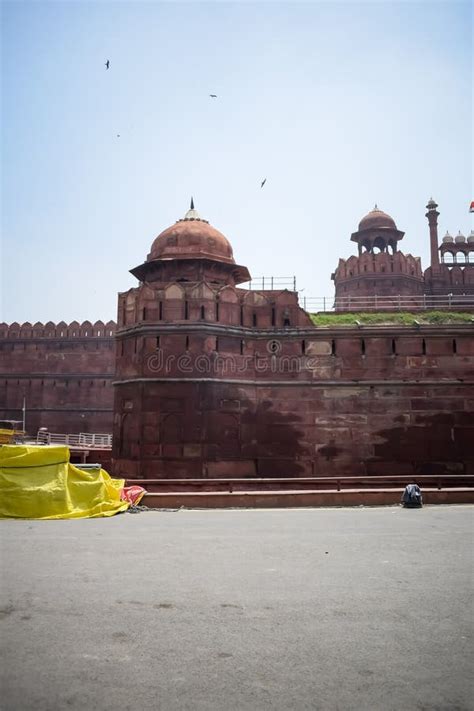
xmin=209 ymin=94 xmax=217 ymax=98
xmin=105 ymin=60 xmax=110 ymax=70
xmin=260 ymin=178 xmax=267 ymax=188
xmin=116 ymin=134 xmax=120 ymax=137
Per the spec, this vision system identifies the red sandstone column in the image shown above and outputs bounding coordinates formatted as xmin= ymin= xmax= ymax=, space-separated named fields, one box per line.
xmin=426 ymin=198 xmax=440 ymax=271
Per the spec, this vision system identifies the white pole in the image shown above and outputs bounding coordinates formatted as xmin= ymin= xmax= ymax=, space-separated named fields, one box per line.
xmin=22 ymin=396 xmax=26 ymax=432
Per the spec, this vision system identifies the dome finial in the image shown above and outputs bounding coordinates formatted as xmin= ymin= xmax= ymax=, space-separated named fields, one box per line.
xmin=374 ymin=203 xmax=378 ymax=210
xmin=182 ymin=198 xmax=205 ymax=222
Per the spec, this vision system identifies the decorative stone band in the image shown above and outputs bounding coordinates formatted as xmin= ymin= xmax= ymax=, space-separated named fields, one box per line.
xmin=113 ymin=377 xmax=474 ymax=387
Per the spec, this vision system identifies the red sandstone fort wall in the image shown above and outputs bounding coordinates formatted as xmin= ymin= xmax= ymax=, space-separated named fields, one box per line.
xmin=2 ymin=313 xmax=473 ymax=480
xmin=3 ymin=200 xmax=473 ymax=479
xmin=112 ymin=323 xmax=474 ymax=479
xmin=0 ymin=321 xmax=116 ymax=434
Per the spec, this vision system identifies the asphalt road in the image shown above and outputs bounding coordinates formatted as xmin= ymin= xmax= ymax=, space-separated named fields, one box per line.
xmin=1 ymin=506 xmax=473 ymax=711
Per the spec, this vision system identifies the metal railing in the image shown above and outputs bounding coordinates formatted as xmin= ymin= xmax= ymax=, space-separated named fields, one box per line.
xmin=241 ymin=276 xmax=297 ymax=291
xmin=235 ymin=280 xmax=473 ymax=310
xmin=126 ymin=475 xmax=474 ymax=493
xmin=37 ymin=431 xmax=113 ymax=449
xmin=300 ymin=294 xmax=474 ymax=312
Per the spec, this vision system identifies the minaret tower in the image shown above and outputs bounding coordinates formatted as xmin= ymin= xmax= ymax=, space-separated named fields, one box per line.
xmin=426 ymin=197 xmax=440 ymax=271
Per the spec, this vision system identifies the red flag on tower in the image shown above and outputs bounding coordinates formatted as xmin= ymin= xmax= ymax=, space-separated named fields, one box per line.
xmin=470 ymin=200 xmax=474 ymax=213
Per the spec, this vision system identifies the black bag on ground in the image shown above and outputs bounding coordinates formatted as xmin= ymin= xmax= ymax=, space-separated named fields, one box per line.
xmin=402 ymin=483 xmax=423 ymax=508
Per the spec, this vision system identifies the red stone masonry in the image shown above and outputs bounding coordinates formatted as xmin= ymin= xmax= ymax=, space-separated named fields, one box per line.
xmin=333 ymin=251 xmax=424 ymax=302
xmin=112 ymin=310 xmax=474 ymax=479
xmin=0 ymin=320 xmax=116 ymax=434
xmin=111 ymin=203 xmax=474 ymax=480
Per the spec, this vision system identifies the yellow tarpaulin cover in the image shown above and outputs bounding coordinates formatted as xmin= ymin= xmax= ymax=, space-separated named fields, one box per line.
xmin=0 ymin=445 xmax=129 ymax=519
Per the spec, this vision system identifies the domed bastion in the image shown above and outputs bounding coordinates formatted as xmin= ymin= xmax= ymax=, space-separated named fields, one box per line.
xmin=1 ymin=199 xmax=473 ymax=482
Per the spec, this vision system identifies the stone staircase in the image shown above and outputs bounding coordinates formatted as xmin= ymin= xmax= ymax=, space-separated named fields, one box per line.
xmin=126 ymin=475 xmax=474 ymax=509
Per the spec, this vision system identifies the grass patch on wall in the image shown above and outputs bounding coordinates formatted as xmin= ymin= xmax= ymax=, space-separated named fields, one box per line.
xmin=310 ymin=311 xmax=474 ymax=326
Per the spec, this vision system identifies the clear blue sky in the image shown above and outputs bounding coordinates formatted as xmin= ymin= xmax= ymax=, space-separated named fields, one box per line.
xmin=1 ymin=0 xmax=472 ymax=323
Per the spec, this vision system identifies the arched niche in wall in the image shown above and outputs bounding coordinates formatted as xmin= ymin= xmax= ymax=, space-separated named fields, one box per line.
xmin=334 ymin=257 xmax=347 ymax=278
xmin=464 ymin=267 xmax=474 ymax=285
xmin=80 ymin=320 xmax=93 ymax=337
xmin=92 ymin=320 xmax=105 ymax=337
xmin=218 ymin=285 xmax=238 ymax=303
xmin=44 ymin=321 xmax=56 ymax=337
xmin=105 ymin=321 xmax=116 ymax=337
xmin=68 ymin=321 xmax=80 ymax=337
xmin=8 ymin=322 xmax=20 ymax=338
xmin=346 ymin=255 xmax=359 ymax=276
xmin=450 ymin=265 xmax=464 ymax=285
xmin=376 ymin=252 xmax=391 ymax=273
xmin=405 ymin=255 xmax=421 ymax=277
xmin=164 ymin=284 xmax=185 ymax=300
xmin=56 ymin=321 xmax=67 ymax=338
xmin=20 ymin=322 xmax=33 ymax=338
xmin=242 ymin=291 xmax=269 ymax=307
xmin=189 ymin=282 xmax=215 ymax=300
xmin=358 ymin=253 xmax=373 ymax=273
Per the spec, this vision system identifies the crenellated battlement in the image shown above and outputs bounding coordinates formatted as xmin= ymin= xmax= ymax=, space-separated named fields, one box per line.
xmin=332 ymin=251 xmax=425 ymax=305
xmin=0 ymin=320 xmax=117 ymax=339
xmin=117 ymin=283 xmax=312 ymax=330
xmin=333 ymin=251 xmax=423 ymax=281
xmin=0 ymin=320 xmax=116 ymax=434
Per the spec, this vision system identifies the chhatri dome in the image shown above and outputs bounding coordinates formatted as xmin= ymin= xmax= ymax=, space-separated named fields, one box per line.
xmin=147 ymin=198 xmax=235 ymax=264
xmin=351 ymin=204 xmax=405 ymax=254
xmin=358 ymin=205 xmax=397 ymax=232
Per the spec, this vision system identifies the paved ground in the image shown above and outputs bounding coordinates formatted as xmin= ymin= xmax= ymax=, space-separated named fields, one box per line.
xmin=1 ymin=506 xmax=473 ymax=711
